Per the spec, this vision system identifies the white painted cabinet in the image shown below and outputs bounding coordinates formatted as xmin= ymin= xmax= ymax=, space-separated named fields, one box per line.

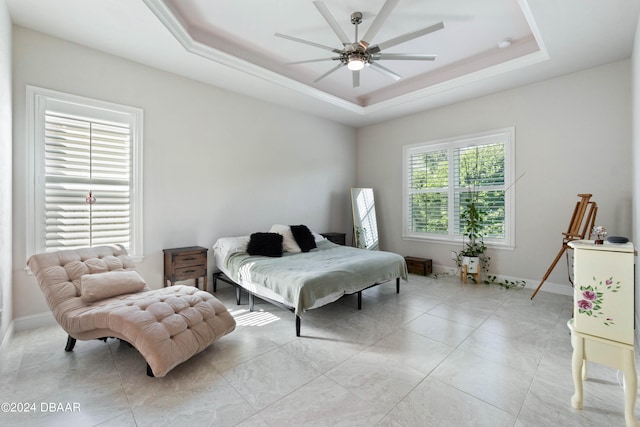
xmin=567 ymin=240 xmax=637 ymax=427
xmin=571 ymin=240 xmax=634 ymax=344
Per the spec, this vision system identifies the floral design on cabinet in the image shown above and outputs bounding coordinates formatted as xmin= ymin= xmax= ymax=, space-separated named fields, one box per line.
xmin=576 ymin=276 xmax=621 ymax=326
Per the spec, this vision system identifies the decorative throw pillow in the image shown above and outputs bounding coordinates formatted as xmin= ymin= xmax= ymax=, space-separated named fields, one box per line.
xmin=269 ymin=224 xmax=301 ymax=253
xmin=290 ymin=225 xmax=317 ymax=252
xmin=247 ymin=232 xmax=283 ymax=257
xmin=81 ymin=270 xmax=146 ymax=302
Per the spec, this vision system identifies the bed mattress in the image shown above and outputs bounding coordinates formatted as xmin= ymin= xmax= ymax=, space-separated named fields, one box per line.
xmin=213 ymin=238 xmax=407 ymax=315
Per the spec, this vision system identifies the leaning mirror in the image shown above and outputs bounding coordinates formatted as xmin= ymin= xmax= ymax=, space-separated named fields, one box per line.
xmin=351 ymin=188 xmax=379 ymax=250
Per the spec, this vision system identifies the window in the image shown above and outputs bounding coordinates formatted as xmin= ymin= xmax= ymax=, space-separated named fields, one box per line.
xmin=402 ymin=128 xmax=515 ymax=248
xmin=27 ymin=86 xmax=143 ymax=259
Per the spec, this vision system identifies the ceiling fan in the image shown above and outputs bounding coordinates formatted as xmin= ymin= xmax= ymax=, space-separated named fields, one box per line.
xmin=275 ymin=0 xmax=444 ymax=88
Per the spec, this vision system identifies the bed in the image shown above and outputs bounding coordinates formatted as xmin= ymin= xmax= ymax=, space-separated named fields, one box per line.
xmin=212 ymin=228 xmax=408 ymax=336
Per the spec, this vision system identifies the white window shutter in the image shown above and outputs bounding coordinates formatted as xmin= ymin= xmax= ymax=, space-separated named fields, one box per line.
xmin=403 ymin=128 xmax=515 ymax=248
xmin=44 ymin=112 xmax=132 ymax=251
xmin=27 ymin=86 xmax=143 ymax=259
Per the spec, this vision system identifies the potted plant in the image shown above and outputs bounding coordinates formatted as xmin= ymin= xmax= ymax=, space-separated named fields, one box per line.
xmin=455 ymin=192 xmax=488 ymax=278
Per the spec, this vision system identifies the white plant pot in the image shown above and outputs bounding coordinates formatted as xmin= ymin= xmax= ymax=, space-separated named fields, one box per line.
xmin=462 ymin=256 xmax=480 ymax=273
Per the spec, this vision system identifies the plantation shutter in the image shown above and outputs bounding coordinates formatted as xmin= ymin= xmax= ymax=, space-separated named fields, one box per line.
xmin=44 ymin=111 xmax=132 ymax=251
xmin=453 ymin=141 xmax=506 ymax=239
xmin=406 ymin=147 xmax=449 ymax=234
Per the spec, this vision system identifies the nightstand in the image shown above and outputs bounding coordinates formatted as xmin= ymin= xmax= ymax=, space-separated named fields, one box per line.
xmin=321 ymin=232 xmax=346 ymax=245
xmin=163 ymin=246 xmax=208 ymax=291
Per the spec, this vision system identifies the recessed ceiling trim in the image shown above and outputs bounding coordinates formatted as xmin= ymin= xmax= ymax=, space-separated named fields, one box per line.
xmin=144 ymin=0 xmax=549 ymax=120
xmin=518 ymin=0 xmax=548 ymax=55
xmin=362 ymin=48 xmax=549 ymax=115
xmin=143 ymin=0 xmax=365 ymax=115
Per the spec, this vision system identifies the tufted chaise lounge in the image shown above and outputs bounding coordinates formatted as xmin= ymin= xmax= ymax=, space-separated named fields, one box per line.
xmin=27 ymin=245 xmax=236 ymax=377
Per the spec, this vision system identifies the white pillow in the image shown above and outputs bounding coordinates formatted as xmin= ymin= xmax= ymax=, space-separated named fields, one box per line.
xmin=312 ymin=231 xmax=326 ymax=242
xmin=81 ymin=270 xmax=146 ymax=302
xmin=269 ymin=224 xmax=301 ymax=253
xmin=212 ymin=236 xmax=250 ymax=260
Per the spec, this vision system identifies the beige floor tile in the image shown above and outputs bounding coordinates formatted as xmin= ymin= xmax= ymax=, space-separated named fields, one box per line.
xmin=1 ymin=275 xmax=633 ymax=426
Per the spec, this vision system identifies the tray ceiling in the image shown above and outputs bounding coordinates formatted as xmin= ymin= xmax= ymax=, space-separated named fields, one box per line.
xmin=7 ymin=0 xmax=640 ymax=126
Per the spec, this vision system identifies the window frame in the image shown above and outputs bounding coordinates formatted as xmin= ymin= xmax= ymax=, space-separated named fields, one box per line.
xmin=26 ymin=86 xmax=144 ymax=260
xmin=402 ymin=127 xmax=516 ymax=250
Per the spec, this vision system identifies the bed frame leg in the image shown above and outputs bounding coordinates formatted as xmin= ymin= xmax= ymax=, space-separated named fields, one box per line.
xmin=296 ymin=316 xmax=301 ymax=337
xmin=212 ymin=273 xmax=217 ymax=293
xmin=357 ymin=291 xmax=362 ymax=310
xmin=65 ymin=335 xmax=76 ymax=352
xmin=396 ymin=277 xmax=400 ymax=293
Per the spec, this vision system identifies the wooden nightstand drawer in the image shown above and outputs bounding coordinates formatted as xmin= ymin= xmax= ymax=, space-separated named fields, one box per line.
xmin=173 ymin=266 xmax=207 ymax=282
xmin=163 ymin=246 xmax=208 ymax=291
xmin=174 ymin=252 xmax=207 ymax=268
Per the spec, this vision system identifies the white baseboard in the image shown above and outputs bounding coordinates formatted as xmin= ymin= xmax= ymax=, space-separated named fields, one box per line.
xmin=12 ymin=311 xmax=55 ymax=332
xmin=432 ymin=263 xmax=573 ymax=296
xmin=522 ymin=280 xmax=573 ymax=297
xmin=0 ymin=320 xmax=14 ymax=352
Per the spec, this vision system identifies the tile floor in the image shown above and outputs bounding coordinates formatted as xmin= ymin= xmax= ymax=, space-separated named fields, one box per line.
xmin=0 ymin=274 xmax=637 ymax=426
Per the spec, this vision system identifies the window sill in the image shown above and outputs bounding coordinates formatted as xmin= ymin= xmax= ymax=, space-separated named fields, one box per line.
xmin=402 ymin=235 xmax=515 ymax=251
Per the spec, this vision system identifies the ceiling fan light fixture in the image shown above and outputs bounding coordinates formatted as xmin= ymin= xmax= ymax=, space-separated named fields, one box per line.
xmin=276 ymin=1 xmax=444 ymax=87
xmin=347 ymin=53 xmax=365 ymax=70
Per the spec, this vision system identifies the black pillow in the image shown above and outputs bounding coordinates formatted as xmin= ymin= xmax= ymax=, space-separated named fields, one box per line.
xmin=290 ymin=225 xmax=317 ymax=252
xmin=246 ymin=232 xmax=283 ymax=257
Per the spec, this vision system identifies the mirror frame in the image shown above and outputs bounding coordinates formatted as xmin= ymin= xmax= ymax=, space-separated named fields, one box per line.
xmin=351 ymin=188 xmax=379 ymax=250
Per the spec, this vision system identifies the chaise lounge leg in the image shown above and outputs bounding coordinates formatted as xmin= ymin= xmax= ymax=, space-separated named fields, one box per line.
xmin=296 ymin=315 xmax=301 ymax=337
xmin=65 ymin=335 xmax=76 ymax=352
xmin=396 ymin=277 xmax=400 ymax=293
xmin=147 ymin=364 xmax=154 ymax=377
xmin=357 ymin=291 xmax=362 ymax=310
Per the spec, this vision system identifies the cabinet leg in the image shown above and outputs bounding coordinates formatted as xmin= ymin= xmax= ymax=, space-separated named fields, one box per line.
xmin=623 ymin=349 xmax=638 ymax=427
xmin=570 ymin=335 xmax=584 ymax=410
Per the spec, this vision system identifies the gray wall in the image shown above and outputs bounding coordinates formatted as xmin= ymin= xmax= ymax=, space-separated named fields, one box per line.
xmin=356 ymin=60 xmax=632 ymax=293
xmin=6 ymin=19 xmax=639 ymax=332
xmin=11 ymin=27 xmax=356 ymax=324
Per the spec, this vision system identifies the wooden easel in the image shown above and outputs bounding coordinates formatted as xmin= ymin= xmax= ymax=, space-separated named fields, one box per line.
xmin=530 ymin=194 xmax=597 ymax=300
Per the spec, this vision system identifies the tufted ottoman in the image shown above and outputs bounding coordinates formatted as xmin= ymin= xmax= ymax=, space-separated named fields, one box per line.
xmin=27 ymin=245 xmax=236 ymax=377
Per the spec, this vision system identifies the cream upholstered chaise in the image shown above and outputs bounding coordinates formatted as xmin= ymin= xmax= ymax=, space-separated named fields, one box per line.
xmin=27 ymin=245 xmax=236 ymax=377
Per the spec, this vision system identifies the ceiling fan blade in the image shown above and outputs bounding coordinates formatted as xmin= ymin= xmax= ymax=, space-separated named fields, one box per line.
xmin=371 ymin=22 xmax=444 ymax=53
xmin=314 ymin=63 xmax=344 ymax=82
xmin=313 ymin=1 xmax=351 ymax=45
xmin=275 ymin=32 xmax=341 ymax=53
xmin=369 ymin=62 xmax=402 ymax=81
xmin=362 ymin=0 xmax=400 ymax=44
xmin=353 ymin=70 xmax=360 ymax=88
xmin=375 ymin=53 xmax=437 ymax=61
xmin=286 ymin=57 xmax=339 ymax=65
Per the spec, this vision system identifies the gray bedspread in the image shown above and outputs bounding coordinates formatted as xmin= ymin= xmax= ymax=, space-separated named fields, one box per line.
xmin=224 ymin=240 xmax=408 ymax=314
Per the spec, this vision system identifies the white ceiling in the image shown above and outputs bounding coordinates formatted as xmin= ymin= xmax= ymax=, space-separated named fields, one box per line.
xmin=6 ymin=0 xmax=640 ymax=127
